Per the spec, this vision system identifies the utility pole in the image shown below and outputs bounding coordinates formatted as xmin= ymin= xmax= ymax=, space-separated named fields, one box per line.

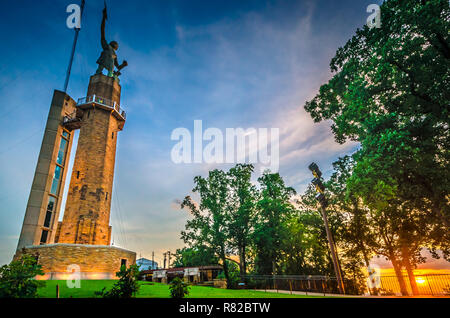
xmin=152 ymin=251 xmax=155 ymax=270
xmin=308 ymin=162 xmax=345 ymax=294
xmin=163 ymin=252 xmax=167 ymax=269
xmin=64 ymin=0 xmax=86 ymax=92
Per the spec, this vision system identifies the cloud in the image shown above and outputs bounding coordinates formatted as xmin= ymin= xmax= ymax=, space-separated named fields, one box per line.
xmin=0 ymin=1 xmax=366 ymax=265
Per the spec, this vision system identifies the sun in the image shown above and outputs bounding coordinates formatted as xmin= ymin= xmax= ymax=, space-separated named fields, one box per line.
xmin=415 ymin=277 xmax=426 ymax=284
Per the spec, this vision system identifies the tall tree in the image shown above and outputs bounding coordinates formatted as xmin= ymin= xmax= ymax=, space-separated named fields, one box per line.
xmin=304 ymin=0 xmax=449 ymax=228
xmin=253 ymin=172 xmax=296 ymax=275
xmin=304 ymin=0 xmax=450 ymax=294
xmin=181 ymin=169 xmax=233 ymax=287
xmin=227 ymin=164 xmax=257 ymax=280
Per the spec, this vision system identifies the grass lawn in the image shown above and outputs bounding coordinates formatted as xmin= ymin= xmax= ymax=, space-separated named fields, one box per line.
xmin=37 ymin=280 xmax=321 ymax=298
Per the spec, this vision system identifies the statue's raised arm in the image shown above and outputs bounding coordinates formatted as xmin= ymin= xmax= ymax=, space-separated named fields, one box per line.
xmin=100 ymin=7 xmax=108 ymax=50
xmin=95 ymin=6 xmax=128 ymax=79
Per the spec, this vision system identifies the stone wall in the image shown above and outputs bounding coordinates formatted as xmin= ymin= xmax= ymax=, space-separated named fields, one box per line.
xmin=16 ymin=243 xmax=136 ymax=280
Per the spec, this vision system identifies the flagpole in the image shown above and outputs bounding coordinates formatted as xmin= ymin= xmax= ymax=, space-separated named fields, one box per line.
xmin=63 ymin=0 xmax=86 ymax=93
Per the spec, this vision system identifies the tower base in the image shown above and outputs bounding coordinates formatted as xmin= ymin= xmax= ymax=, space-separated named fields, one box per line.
xmin=15 ymin=244 xmax=136 ymax=280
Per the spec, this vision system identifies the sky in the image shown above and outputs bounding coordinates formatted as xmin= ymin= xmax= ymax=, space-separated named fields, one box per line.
xmin=0 ymin=0 xmax=390 ymax=266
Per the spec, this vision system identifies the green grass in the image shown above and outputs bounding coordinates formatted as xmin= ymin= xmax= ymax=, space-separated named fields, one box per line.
xmin=37 ymin=280 xmax=321 ymax=298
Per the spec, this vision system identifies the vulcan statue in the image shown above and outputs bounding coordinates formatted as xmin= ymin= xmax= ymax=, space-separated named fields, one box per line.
xmin=95 ymin=6 xmax=127 ymax=79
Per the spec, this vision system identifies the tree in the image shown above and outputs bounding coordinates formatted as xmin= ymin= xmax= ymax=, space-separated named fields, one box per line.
xmin=304 ymin=0 xmax=449 ymax=228
xmin=304 ymin=0 xmax=450 ymax=295
xmin=180 ymin=165 xmax=259 ymax=287
xmin=280 ymin=212 xmax=332 ymax=276
xmin=227 ymin=164 xmax=257 ymax=280
xmin=181 ymin=169 xmax=234 ymax=287
xmin=99 ymin=265 xmax=140 ymax=298
xmin=0 ymin=253 xmax=45 ymax=298
xmin=253 ymin=171 xmax=296 ymax=275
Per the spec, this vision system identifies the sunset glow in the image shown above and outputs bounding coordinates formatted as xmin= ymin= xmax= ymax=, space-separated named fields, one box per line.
xmin=416 ymin=277 xmax=426 ymax=284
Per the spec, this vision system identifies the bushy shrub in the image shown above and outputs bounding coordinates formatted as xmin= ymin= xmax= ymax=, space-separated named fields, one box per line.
xmin=217 ymin=261 xmax=240 ymax=288
xmin=169 ymin=277 xmax=190 ymax=298
xmin=0 ymin=253 xmax=45 ymax=298
xmin=97 ymin=264 xmax=140 ymax=298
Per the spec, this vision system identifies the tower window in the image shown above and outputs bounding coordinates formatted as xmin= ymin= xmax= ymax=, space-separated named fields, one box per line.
xmin=40 ymin=230 xmax=49 ymax=244
xmin=105 ymin=192 xmax=108 ymax=201
xmin=50 ymin=165 xmax=63 ymax=195
xmin=57 ymin=137 xmax=68 ymax=165
xmin=77 ymin=171 xmax=80 ymax=179
xmin=44 ymin=196 xmax=56 ymax=228
xmin=112 ymin=132 xmax=114 ymax=139
xmin=44 ymin=211 xmax=52 ymax=228
xmin=121 ymin=259 xmax=127 ymax=267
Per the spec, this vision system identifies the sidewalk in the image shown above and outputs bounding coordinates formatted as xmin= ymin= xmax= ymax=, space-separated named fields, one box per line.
xmin=255 ymin=289 xmax=450 ymax=298
xmin=254 ymin=289 xmax=361 ymax=297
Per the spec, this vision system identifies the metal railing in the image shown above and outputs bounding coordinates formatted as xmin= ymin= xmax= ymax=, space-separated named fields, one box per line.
xmin=241 ymin=275 xmax=361 ymax=295
xmin=77 ymin=95 xmax=126 ymax=120
xmin=241 ymin=274 xmax=450 ymax=296
xmin=376 ymin=274 xmax=450 ymax=296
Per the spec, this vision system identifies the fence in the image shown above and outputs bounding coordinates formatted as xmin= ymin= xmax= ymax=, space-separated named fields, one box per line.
xmin=377 ymin=274 xmax=450 ymax=296
xmin=241 ymin=274 xmax=450 ymax=296
xmin=242 ymin=275 xmax=360 ymax=295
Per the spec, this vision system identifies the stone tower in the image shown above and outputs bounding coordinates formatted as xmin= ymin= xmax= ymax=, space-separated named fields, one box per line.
xmin=57 ymin=74 xmax=125 ymax=245
xmin=15 ymin=74 xmax=135 ymax=280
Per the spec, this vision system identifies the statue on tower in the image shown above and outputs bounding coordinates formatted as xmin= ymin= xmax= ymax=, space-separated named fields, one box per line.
xmin=95 ymin=5 xmax=127 ymax=79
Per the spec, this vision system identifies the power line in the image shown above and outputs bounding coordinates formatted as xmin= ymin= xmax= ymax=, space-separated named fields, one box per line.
xmin=0 ymin=128 xmax=43 ymax=157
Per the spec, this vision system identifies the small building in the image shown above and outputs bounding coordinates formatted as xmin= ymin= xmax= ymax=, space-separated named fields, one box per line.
xmin=136 ymin=258 xmax=158 ymax=271
xmin=141 ymin=265 xmax=222 ymax=284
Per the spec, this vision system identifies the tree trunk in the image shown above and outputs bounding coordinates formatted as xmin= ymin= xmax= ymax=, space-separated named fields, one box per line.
xmin=359 ymin=241 xmax=377 ymax=295
xmin=238 ymin=244 xmax=247 ymax=283
xmin=220 ymin=249 xmax=231 ymax=289
xmin=391 ymin=256 xmax=408 ymax=296
xmin=238 ymin=248 xmax=244 ymax=282
xmin=402 ymin=247 xmax=419 ymax=296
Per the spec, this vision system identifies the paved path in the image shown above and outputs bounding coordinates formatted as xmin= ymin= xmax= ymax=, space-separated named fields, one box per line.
xmin=254 ymin=289 xmax=361 ymax=297
xmin=255 ymin=289 xmax=450 ymax=298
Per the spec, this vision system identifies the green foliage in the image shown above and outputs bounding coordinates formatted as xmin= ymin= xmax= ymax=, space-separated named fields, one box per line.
xmin=181 ymin=164 xmax=258 ymax=288
xmin=98 ymin=265 xmax=140 ymax=298
xmin=172 ymin=247 xmax=219 ymax=268
xmin=0 ymin=253 xmax=45 ymax=298
xmin=217 ymin=261 xmax=240 ymax=288
xmin=169 ymin=277 xmax=190 ymax=298
xmin=280 ymin=211 xmax=333 ymax=276
xmin=304 ymin=0 xmax=450 ymax=294
xmin=227 ymin=164 xmax=257 ymax=278
xmin=181 ymin=168 xmax=233 ymax=287
xmin=253 ymin=171 xmax=296 ymax=275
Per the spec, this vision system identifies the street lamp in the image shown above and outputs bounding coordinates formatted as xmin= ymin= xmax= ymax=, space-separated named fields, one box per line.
xmin=308 ymin=162 xmax=345 ymax=294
